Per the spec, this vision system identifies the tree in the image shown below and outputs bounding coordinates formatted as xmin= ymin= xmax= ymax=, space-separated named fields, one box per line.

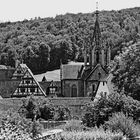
xmin=0 ymin=52 xmax=8 ymax=65
xmin=25 ymin=96 xmax=40 ymax=121
xmin=38 ymin=42 xmax=50 ymax=72
xmin=82 ymin=92 xmax=140 ymax=128
xmin=112 ymin=41 xmax=140 ymax=100
xmin=0 ymin=109 xmax=32 ymax=139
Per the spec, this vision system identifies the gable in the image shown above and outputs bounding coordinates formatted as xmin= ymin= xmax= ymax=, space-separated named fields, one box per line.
xmin=12 ymin=67 xmax=46 ymax=97
xmin=94 ymin=81 xmax=110 ymax=101
xmin=86 ymin=64 xmax=108 ymax=81
xmin=12 ymin=64 xmax=26 ymax=80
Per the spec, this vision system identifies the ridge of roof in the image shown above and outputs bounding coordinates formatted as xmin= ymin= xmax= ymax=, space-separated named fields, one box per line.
xmin=62 ymin=64 xmax=83 ymax=80
xmin=85 ymin=64 xmax=108 ymax=80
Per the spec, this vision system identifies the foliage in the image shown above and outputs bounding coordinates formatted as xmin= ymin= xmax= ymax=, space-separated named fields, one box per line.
xmin=23 ymin=96 xmax=41 ymax=121
xmin=53 ymin=105 xmax=70 ymax=121
xmin=39 ymin=103 xmax=54 ymax=120
xmin=104 ymin=112 xmax=140 ymax=138
xmin=30 ymin=119 xmax=43 ymax=139
xmin=63 ymin=119 xmax=90 ymax=132
xmin=0 ymin=7 xmax=140 ymax=73
xmin=82 ymin=92 xmax=140 ymax=127
xmin=57 ymin=129 xmax=123 ymax=140
xmin=21 ymin=96 xmax=70 ymax=121
xmin=0 ymin=109 xmax=42 ymax=140
xmin=112 ymin=41 xmax=140 ymax=100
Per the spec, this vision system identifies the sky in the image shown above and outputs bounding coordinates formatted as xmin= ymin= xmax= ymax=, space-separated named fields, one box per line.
xmin=0 ymin=0 xmax=139 ymax=22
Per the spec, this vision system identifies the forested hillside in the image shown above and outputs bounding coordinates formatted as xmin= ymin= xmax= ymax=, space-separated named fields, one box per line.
xmin=0 ymin=7 xmax=140 ymax=74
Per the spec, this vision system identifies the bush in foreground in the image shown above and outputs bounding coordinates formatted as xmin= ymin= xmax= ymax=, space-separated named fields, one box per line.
xmin=58 ymin=129 xmax=123 ymax=140
xmin=82 ymin=92 xmax=140 ymax=127
xmin=104 ymin=112 xmax=140 ymax=139
xmin=0 ymin=109 xmax=43 ymax=140
xmin=63 ymin=119 xmax=90 ymax=132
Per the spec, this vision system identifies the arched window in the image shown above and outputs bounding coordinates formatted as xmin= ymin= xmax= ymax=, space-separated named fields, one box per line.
xmin=71 ymin=84 xmax=77 ymax=97
xmin=96 ymin=51 xmax=99 ymax=63
xmin=92 ymin=84 xmax=95 ymax=92
xmin=98 ymin=72 xmax=101 ymax=79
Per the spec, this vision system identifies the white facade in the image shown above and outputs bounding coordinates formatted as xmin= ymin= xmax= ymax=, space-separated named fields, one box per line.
xmin=94 ymin=81 xmax=110 ymax=101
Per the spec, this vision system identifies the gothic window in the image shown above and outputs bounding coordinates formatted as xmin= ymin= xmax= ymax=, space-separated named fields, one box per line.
xmin=98 ymin=72 xmax=101 ymax=79
xmin=71 ymin=84 xmax=77 ymax=97
xmin=96 ymin=51 xmax=99 ymax=63
xmin=92 ymin=84 xmax=95 ymax=92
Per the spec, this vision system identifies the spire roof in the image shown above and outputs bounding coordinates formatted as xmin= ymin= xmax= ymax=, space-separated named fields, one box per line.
xmin=93 ymin=2 xmax=101 ymax=48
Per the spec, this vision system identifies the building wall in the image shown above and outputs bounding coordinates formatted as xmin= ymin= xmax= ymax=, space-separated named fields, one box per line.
xmin=62 ymin=80 xmax=80 ymax=97
xmin=94 ymin=81 xmax=110 ymax=101
xmin=78 ymin=80 xmax=84 ymax=97
xmin=0 ymin=69 xmax=15 ymax=80
xmin=85 ymin=81 xmax=98 ymax=97
xmin=0 ymin=97 xmax=91 ymax=117
xmin=0 ymin=80 xmax=20 ymax=98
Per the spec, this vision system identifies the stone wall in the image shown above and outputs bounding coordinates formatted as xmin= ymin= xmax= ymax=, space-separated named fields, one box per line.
xmin=0 ymin=97 xmax=91 ymax=117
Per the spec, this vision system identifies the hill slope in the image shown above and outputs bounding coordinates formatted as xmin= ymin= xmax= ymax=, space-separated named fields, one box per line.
xmin=0 ymin=7 xmax=139 ymax=73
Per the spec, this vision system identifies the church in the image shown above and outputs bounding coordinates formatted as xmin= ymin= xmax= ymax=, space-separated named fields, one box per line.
xmin=60 ymin=9 xmax=111 ymax=98
xmin=0 ymin=9 xmax=111 ymax=99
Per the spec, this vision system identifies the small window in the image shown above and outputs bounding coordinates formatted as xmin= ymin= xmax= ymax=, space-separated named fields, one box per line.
xmin=30 ymin=88 xmax=35 ymax=93
xmin=17 ymin=70 xmax=21 ymax=74
xmin=26 ymin=80 xmax=30 ymax=84
xmin=104 ymin=92 xmax=107 ymax=96
xmin=98 ymin=72 xmax=101 ymax=79
xmin=20 ymin=88 xmax=25 ymax=93
xmin=103 ymin=82 xmax=105 ymax=86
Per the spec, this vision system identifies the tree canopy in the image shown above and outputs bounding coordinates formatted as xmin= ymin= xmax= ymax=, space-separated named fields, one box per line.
xmin=0 ymin=7 xmax=140 ymax=73
xmin=111 ymin=41 xmax=140 ymax=100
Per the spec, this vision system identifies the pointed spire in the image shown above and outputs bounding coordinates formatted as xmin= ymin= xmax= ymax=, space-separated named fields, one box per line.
xmin=93 ymin=1 xmax=101 ymax=47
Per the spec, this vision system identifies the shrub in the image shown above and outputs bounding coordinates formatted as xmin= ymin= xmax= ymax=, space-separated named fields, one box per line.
xmin=58 ymin=129 xmax=123 ymax=140
xmin=104 ymin=112 xmax=140 ymax=138
xmin=63 ymin=119 xmax=91 ymax=131
xmin=82 ymin=92 xmax=140 ymax=127
xmin=0 ymin=109 xmax=43 ymax=140
xmin=53 ymin=106 xmax=70 ymax=121
xmin=21 ymin=96 xmax=70 ymax=121
xmin=39 ymin=104 xmax=54 ymax=120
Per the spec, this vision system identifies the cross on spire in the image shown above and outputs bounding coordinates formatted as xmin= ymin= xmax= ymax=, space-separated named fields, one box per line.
xmin=93 ymin=1 xmax=101 ymax=47
xmin=96 ymin=1 xmax=98 ymax=11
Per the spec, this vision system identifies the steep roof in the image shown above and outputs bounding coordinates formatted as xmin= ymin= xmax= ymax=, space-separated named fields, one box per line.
xmin=34 ymin=69 xmax=60 ymax=82
xmin=12 ymin=63 xmax=46 ymax=97
xmin=85 ymin=64 xmax=108 ymax=80
xmin=62 ymin=64 xmax=83 ymax=80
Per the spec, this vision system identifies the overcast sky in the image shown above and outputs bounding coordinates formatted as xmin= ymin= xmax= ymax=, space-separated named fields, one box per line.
xmin=0 ymin=0 xmax=139 ymax=22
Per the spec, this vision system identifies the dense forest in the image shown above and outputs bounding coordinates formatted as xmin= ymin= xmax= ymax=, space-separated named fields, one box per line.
xmin=0 ymin=7 xmax=140 ymax=74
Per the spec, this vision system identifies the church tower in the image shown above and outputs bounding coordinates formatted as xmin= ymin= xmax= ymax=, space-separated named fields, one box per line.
xmin=88 ymin=3 xmax=111 ymax=68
